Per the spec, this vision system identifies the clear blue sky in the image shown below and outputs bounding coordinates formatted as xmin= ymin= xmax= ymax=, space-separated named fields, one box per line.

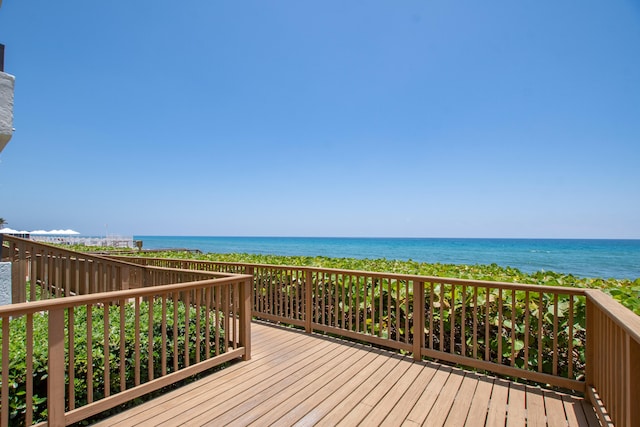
xmin=1 ymin=1 xmax=639 ymax=238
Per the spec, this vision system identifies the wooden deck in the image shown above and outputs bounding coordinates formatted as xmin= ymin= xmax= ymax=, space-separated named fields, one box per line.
xmin=94 ymin=321 xmax=600 ymax=427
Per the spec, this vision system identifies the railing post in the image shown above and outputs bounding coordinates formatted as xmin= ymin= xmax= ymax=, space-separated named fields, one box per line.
xmin=48 ymin=307 xmax=66 ymax=426
xmin=121 ymin=266 xmax=130 ymax=290
xmin=412 ymin=280 xmax=424 ymax=361
xmin=305 ymin=269 xmax=313 ymax=334
xmin=585 ymin=295 xmax=594 ymax=401
xmin=11 ymin=241 xmax=25 ymax=303
xmin=629 ymin=335 xmax=640 ymax=425
xmin=240 ymin=276 xmax=252 ymax=361
xmin=246 ymin=266 xmax=255 ymax=314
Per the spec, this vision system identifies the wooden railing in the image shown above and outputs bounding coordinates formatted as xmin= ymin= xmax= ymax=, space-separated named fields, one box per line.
xmin=586 ymin=289 xmax=640 ymax=426
xmin=0 ymin=239 xmax=253 ymax=426
xmin=0 ymin=274 xmax=252 ymax=426
xmin=116 ymin=258 xmax=585 ymax=388
xmin=2 ymin=236 xmax=145 ymax=302
xmin=1 ymin=236 xmax=241 ymax=303
xmin=117 ymin=256 xmax=640 ymax=426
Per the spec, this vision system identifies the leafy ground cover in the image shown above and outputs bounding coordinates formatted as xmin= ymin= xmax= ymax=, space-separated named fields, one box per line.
xmin=137 ymin=250 xmax=640 ymax=315
xmin=1 ymin=295 xmax=227 ymax=426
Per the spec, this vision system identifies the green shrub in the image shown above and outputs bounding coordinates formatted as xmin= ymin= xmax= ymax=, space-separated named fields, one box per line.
xmin=1 ymin=297 xmax=227 ymax=426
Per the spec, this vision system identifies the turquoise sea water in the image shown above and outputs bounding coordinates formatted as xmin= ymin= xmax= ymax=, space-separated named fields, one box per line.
xmin=135 ymin=236 xmax=640 ymax=280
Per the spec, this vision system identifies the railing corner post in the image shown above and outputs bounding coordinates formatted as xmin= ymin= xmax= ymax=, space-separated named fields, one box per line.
xmin=48 ymin=307 xmax=66 ymax=426
xmin=240 ymin=276 xmax=252 ymax=361
xmin=412 ymin=280 xmax=424 ymax=361
xmin=305 ymin=269 xmax=313 ymax=334
xmin=585 ymin=292 xmax=594 ymax=397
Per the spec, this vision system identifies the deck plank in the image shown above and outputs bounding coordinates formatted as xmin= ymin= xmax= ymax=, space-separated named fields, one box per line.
xmin=485 ymin=378 xmax=510 ymax=427
xmin=380 ymin=363 xmax=441 ymax=426
xmin=359 ymin=362 xmax=426 ymax=426
xmin=422 ymin=368 xmax=465 ymax=427
xmin=404 ymin=365 xmax=453 ymax=424
xmin=313 ymin=354 xmax=403 ymax=426
xmin=545 ymin=390 xmax=570 ymax=427
xmin=506 ymin=382 xmax=527 ymax=427
xmin=269 ymin=350 xmax=388 ymax=427
xmin=443 ymin=372 xmax=481 ymax=427
xmin=526 ymin=386 xmax=547 ymax=427
xmin=335 ymin=357 xmax=414 ymax=426
xmin=463 ymin=375 xmax=494 ymax=427
xmin=92 ymin=322 xmax=597 ymax=427
xmin=223 ymin=346 xmax=378 ymax=426
xmin=176 ymin=337 xmax=355 ymax=426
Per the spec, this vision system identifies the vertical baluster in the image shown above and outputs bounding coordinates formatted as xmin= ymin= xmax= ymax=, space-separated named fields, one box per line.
xmin=322 ymin=272 xmax=328 ymax=326
xmin=429 ymin=283 xmax=435 ymax=350
xmin=552 ymin=293 xmax=559 ymax=376
xmin=205 ymin=286 xmax=211 ymax=358
xmin=498 ymin=288 xmax=503 ymax=365
xmin=195 ymin=289 xmax=201 ymax=363
xmin=104 ymin=303 xmax=110 ymax=397
xmin=1 ymin=315 xmax=8 ymax=427
xmin=484 ymin=287 xmax=490 ymax=361
xmin=327 ymin=272 xmax=333 ymax=327
xmin=26 ymin=313 xmax=34 ymax=424
xmin=461 ymin=285 xmax=466 ymax=357
xmin=119 ymin=300 xmax=126 ymax=391
xmin=439 ymin=283 xmax=444 ymax=352
xmin=336 ymin=273 xmax=342 ymax=329
xmin=473 ymin=286 xmax=478 ymax=359
xmin=568 ymin=295 xmax=574 ymax=378
xmin=185 ymin=291 xmax=191 ymax=367
xmin=371 ymin=275 xmax=375 ymax=336
xmin=234 ymin=282 xmax=240 ymax=349
xmin=87 ymin=305 xmax=93 ymax=403
xmin=162 ymin=294 xmax=168 ymax=375
xmin=379 ymin=276 xmax=384 ymax=338
xmin=277 ymin=269 xmax=282 ymax=318
xmin=355 ymin=274 xmax=361 ymax=333
xmin=341 ymin=273 xmax=347 ymax=330
xmin=524 ymin=291 xmax=530 ymax=371
xmin=223 ymin=285 xmax=230 ymax=353
xmin=135 ymin=297 xmax=141 ymax=385
xmin=215 ymin=286 xmax=221 ymax=355
xmin=450 ymin=284 xmax=456 ymax=354
xmin=538 ymin=292 xmax=544 ymax=372
xmin=173 ymin=292 xmax=179 ymax=371
xmin=404 ymin=279 xmax=410 ymax=345
xmin=511 ymin=289 xmax=516 ymax=366
xmin=148 ymin=296 xmax=154 ymax=379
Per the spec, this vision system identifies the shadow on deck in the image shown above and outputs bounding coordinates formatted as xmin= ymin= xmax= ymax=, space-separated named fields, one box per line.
xmin=95 ymin=321 xmax=599 ymax=427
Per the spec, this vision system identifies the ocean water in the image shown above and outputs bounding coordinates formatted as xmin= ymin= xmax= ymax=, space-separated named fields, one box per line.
xmin=135 ymin=236 xmax=640 ymax=280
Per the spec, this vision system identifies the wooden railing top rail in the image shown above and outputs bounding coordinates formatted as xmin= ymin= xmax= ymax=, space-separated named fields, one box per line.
xmin=585 ymin=288 xmax=640 ymax=344
xmin=116 ymin=256 xmax=588 ymax=295
xmin=0 ymin=274 xmax=253 ymax=318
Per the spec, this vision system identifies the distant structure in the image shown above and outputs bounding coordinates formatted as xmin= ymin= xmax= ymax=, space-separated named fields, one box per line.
xmin=31 ymin=235 xmax=136 ymax=248
xmin=0 ymin=39 xmax=15 ymax=152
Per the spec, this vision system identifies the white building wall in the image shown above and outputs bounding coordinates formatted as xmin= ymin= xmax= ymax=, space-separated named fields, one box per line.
xmin=0 ymin=70 xmax=15 ymax=153
xmin=0 ymin=262 xmax=10 ymax=305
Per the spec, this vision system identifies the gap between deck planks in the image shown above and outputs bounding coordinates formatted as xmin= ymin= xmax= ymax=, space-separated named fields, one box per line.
xmin=94 ymin=321 xmax=600 ymax=427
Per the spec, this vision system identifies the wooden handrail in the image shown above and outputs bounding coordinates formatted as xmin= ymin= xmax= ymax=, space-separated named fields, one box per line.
xmin=0 ymin=244 xmax=253 ymax=426
xmin=3 ymin=249 xmax=638 ymax=425
xmin=117 ymin=257 xmax=589 ymax=390
xmin=585 ymin=289 xmax=640 ymax=426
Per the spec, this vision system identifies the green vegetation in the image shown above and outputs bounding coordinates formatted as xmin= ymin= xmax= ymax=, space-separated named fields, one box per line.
xmin=136 ymin=250 xmax=640 ymax=315
xmin=1 ymin=296 xmax=228 ymax=426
